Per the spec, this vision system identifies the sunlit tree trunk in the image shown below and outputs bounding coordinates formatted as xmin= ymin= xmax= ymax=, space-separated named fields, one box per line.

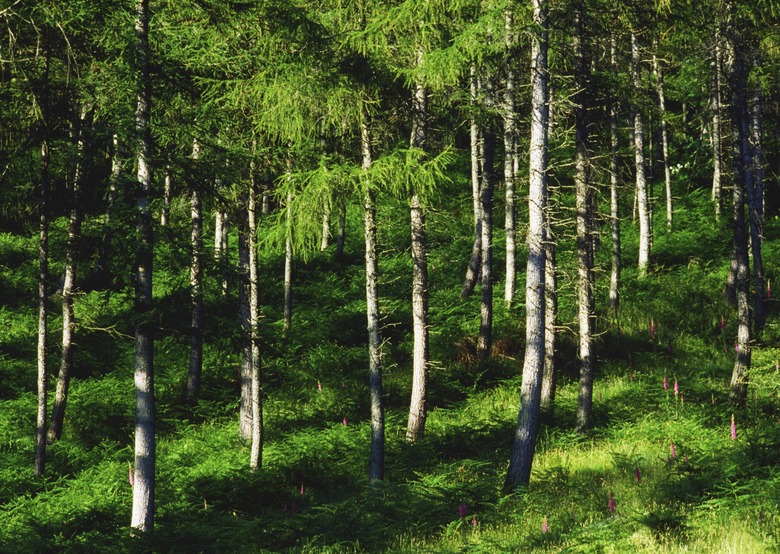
xmin=283 ymin=187 xmax=293 ymax=333
xmin=237 ymin=229 xmax=252 ymax=442
xmin=711 ymin=29 xmax=724 ymax=219
xmin=406 ymin=47 xmax=430 ymax=443
xmin=160 ymin=164 xmax=172 ymax=226
xmin=186 ymin=139 xmax=203 ymax=403
xmin=362 ymin=115 xmax=384 ymax=482
xmin=462 ymin=66 xmax=482 ymax=299
xmin=321 ymin=207 xmax=331 ymax=251
xmin=540 ymin=188 xmax=556 ymax=416
xmin=749 ymin=86 xmax=765 ymax=332
xmin=49 ymin=105 xmax=89 ymax=443
xmin=478 ymin=78 xmax=496 ymax=360
xmin=248 ymin=171 xmax=263 ymax=469
xmin=214 ymin=207 xmax=229 ymax=295
xmin=632 ymin=31 xmax=651 ymax=277
xmin=609 ymin=32 xmax=621 ymax=315
xmin=504 ymin=9 xmax=518 ymax=306
xmin=131 ymin=0 xmax=155 ymax=533
xmin=652 ymin=47 xmax=673 ymax=232
xmin=505 ymin=0 xmax=548 ymax=490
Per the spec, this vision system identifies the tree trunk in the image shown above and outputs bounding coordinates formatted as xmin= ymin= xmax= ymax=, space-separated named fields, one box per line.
xmin=505 ymin=0 xmax=548 ymax=491
xmin=321 ymin=207 xmax=331 ymax=251
xmin=461 ymin=66 xmax=482 ymax=299
xmin=504 ymin=10 xmax=518 ymax=306
xmin=248 ymin=172 xmax=263 ymax=469
xmin=186 ymin=139 xmax=203 ymax=403
xmin=160 ymin=164 xmax=172 ymax=226
xmin=711 ymin=30 xmax=724 ymax=219
xmin=283 ymin=188 xmax=293 ymax=333
xmin=49 ymin=105 xmax=89 ymax=444
xmin=237 ymin=229 xmax=252 ymax=442
xmin=540 ymin=187 xmax=557 ymax=416
xmin=362 ymin=115 xmax=384 ymax=482
xmin=574 ymin=2 xmax=594 ymax=433
xmin=35 ymin=111 xmax=50 ymax=478
xmin=749 ymin=87 xmax=765 ymax=332
xmin=214 ymin=208 xmax=229 ymax=295
xmin=633 ymin=31 xmax=651 ymax=277
xmin=652 ymin=48 xmax=673 ymax=232
xmin=727 ymin=12 xmax=752 ymax=406
xmin=406 ymin=48 xmax=430 ymax=443
xmin=478 ymin=79 xmax=495 ymax=360
xmin=131 ymin=0 xmax=155 ymax=534
xmin=609 ymin=32 xmax=621 ymax=315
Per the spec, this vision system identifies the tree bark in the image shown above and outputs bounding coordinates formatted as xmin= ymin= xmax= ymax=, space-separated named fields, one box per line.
xmin=237 ymin=229 xmax=253 ymax=442
xmin=49 ymin=105 xmax=89 ymax=444
xmin=131 ymin=0 xmax=155 ymax=534
xmin=652 ymin=48 xmax=673 ymax=232
xmin=505 ymin=0 xmax=548 ymax=490
xmin=540 ymin=187 xmax=556 ymax=416
xmin=362 ymin=115 xmax=384 ymax=482
xmin=321 ymin=207 xmax=331 ymax=251
xmin=711 ymin=29 xmax=724 ymax=219
xmin=609 ymin=32 xmax=621 ymax=315
xmin=283 ymin=188 xmax=293 ymax=333
xmin=504 ymin=9 xmax=518 ymax=306
xmin=406 ymin=48 xmax=430 ymax=443
xmin=748 ymin=86 xmax=765 ymax=332
xmin=632 ymin=31 xmax=651 ymax=277
xmin=160 ymin=164 xmax=172 ymax=226
xmin=248 ymin=171 xmax=263 ymax=469
xmin=214 ymin=207 xmax=229 ymax=295
xmin=477 ymin=78 xmax=495 ymax=360
xmin=335 ymin=196 xmax=346 ymax=260
xmin=186 ymin=139 xmax=204 ymax=403
xmin=461 ymin=66 xmax=482 ymax=300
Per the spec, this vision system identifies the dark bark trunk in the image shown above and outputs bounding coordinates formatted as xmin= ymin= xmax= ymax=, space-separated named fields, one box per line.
xmin=748 ymin=87 xmax=765 ymax=332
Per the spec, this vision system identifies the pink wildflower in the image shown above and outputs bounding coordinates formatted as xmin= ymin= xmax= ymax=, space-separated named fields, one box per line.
xmin=674 ymin=378 xmax=679 ymax=397
xmin=317 ymin=380 xmax=322 ymax=392
xmin=471 ymin=515 xmax=477 ymax=527
xmin=542 ymin=516 xmax=549 ymax=533
xmin=342 ymin=417 xmax=348 ymax=426
xmin=608 ymin=492 xmax=616 ymax=514
xmin=670 ymin=442 xmax=677 ymax=459
xmin=735 ymin=342 xmax=740 ymax=352
xmin=128 ymin=463 xmax=134 ymax=487
xmin=720 ymin=316 xmax=726 ymax=332
xmin=731 ymin=414 xmax=737 ymax=440
xmin=459 ymin=503 xmax=468 ymax=518
xmin=300 ymin=483 xmax=305 ymax=495
xmin=663 ymin=374 xmax=669 ymax=391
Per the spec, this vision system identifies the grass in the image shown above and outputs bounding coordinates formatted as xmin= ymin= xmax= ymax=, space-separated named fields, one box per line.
xmin=0 ymin=181 xmax=779 ymax=553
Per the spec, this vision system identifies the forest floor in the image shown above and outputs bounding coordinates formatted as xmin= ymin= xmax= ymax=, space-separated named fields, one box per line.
xmin=1 ymin=187 xmax=779 ymax=553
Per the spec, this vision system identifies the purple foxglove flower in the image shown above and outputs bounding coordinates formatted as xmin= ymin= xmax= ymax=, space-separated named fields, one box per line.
xmin=670 ymin=442 xmax=677 ymax=459
xmin=300 ymin=483 xmax=305 ymax=495
xmin=663 ymin=375 xmax=668 ymax=391
xmin=542 ymin=516 xmax=549 ymax=533
xmin=459 ymin=503 xmax=468 ymax=518
xmin=674 ymin=378 xmax=679 ymax=397
xmin=608 ymin=492 xmax=615 ymax=514
xmin=731 ymin=414 xmax=737 ymax=440
xmin=342 ymin=417 xmax=348 ymax=426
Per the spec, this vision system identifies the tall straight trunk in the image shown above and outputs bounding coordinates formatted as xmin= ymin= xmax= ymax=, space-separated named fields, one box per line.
xmin=283 ymin=188 xmax=293 ymax=333
xmin=248 ymin=174 xmax=263 ymax=469
xmin=214 ymin=208 xmax=229 ymax=294
xmin=504 ymin=9 xmax=518 ymax=306
xmin=131 ymin=0 xmax=155 ymax=534
xmin=186 ymin=139 xmax=204 ymax=403
xmin=728 ymin=13 xmax=752 ymax=406
xmin=574 ymin=2 xmax=594 ymax=432
xmin=406 ymin=48 xmax=430 ymax=443
xmin=711 ymin=30 xmax=724 ymax=219
xmin=505 ymin=0 xmax=548 ymax=491
xmin=335 ymin=197 xmax=346 ymax=260
xmin=652 ymin=49 xmax=673 ymax=232
xmin=160 ymin=164 xmax=172 ymax=226
xmin=749 ymin=87 xmax=765 ymax=332
xmin=237 ymin=230 xmax=252 ymax=442
xmin=609 ymin=32 xmax=621 ymax=315
xmin=362 ymin=115 xmax=384 ymax=482
xmin=49 ymin=106 xmax=88 ymax=443
xmin=632 ymin=31 xmax=651 ymax=277
xmin=321 ymin=207 xmax=331 ymax=251
xmin=462 ymin=66 xmax=482 ymax=299
xmin=478 ymin=79 xmax=496 ymax=360
xmin=35 ymin=116 xmax=50 ymax=478
xmin=540 ymin=187 xmax=556 ymax=416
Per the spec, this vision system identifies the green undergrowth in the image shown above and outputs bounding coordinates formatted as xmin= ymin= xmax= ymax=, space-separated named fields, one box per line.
xmin=1 ymin=184 xmax=779 ymax=553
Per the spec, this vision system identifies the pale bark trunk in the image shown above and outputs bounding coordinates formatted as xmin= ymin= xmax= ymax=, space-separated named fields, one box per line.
xmin=633 ymin=31 xmax=651 ymax=277
xmin=283 ymin=188 xmax=293 ymax=333
xmin=214 ymin=208 xmax=229 ymax=294
xmin=574 ymin=2 xmax=594 ymax=432
xmin=461 ymin=67 xmax=482 ymax=299
xmin=652 ymin=49 xmax=673 ymax=232
xmin=477 ymin=79 xmax=495 ymax=360
xmin=504 ymin=10 xmax=518 ymax=306
xmin=609 ymin=32 xmax=621 ymax=315
xmin=406 ymin=49 xmax=430 ymax=442
xmin=238 ymin=230 xmax=252 ymax=442
xmin=248 ymin=174 xmax=263 ymax=469
xmin=160 ymin=165 xmax=172 ymax=226
xmin=186 ymin=139 xmax=203 ymax=403
xmin=540 ymin=187 xmax=556 ymax=416
xmin=131 ymin=0 xmax=155 ymax=533
xmin=321 ymin=208 xmax=330 ymax=251
xmin=711 ymin=31 xmax=724 ymax=219
xmin=505 ymin=0 xmax=548 ymax=490
xmin=362 ymin=116 xmax=384 ymax=482
xmin=49 ymin=106 xmax=88 ymax=443
xmin=36 ymin=134 xmax=50 ymax=478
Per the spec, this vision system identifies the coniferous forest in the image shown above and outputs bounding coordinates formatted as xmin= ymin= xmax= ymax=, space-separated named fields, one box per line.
xmin=2 ymin=0 xmax=780 ymax=551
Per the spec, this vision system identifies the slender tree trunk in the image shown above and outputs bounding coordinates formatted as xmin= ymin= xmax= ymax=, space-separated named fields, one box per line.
xmin=131 ymin=0 xmax=155 ymax=534
xmin=574 ymin=2 xmax=594 ymax=432
xmin=652 ymin=48 xmax=673 ymax=232
xmin=609 ymin=32 xmax=621 ymax=315
xmin=504 ymin=10 xmax=518 ymax=306
xmin=214 ymin=208 xmax=229 ymax=295
xmin=728 ymin=13 xmax=752 ymax=406
xmin=160 ymin=164 xmax=172 ymax=226
xmin=406 ymin=48 xmax=430 ymax=442
xmin=540 ymin=187 xmax=557 ymax=416
xmin=633 ymin=31 xmax=651 ymax=277
xmin=462 ymin=66 xmax=482 ymax=299
xmin=35 ymin=98 xmax=51 ymax=478
xmin=748 ymin=86 xmax=765 ymax=332
xmin=283 ymin=188 xmax=293 ymax=333
xmin=362 ymin=115 xmax=384 ymax=482
xmin=505 ymin=0 xmax=548 ymax=491
xmin=238 ymin=229 xmax=252 ymax=442
xmin=478 ymin=79 xmax=496 ymax=360
xmin=248 ymin=173 xmax=263 ymax=469
xmin=186 ymin=139 xmax=204 ymax=403
xmin=711 ymin=30 xmax=724 ymax=219
xmin=336 ymin=196 xmax=346 ymax=260
xmin=49 ymin=106 xmax=88 ymax=443
xmin=321 ymin=207 xmax=330 ymax=251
